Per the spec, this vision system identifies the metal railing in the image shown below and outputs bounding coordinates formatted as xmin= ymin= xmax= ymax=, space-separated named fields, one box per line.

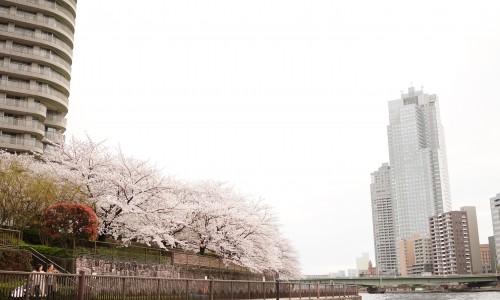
xmin=0 ymin=271 xmax=359 ymax=300
xmin=0 ymin=228 xmax=21 ymax=248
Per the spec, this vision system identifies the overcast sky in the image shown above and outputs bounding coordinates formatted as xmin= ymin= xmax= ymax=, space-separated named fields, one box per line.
xmin=67 ymin=1 xmax=500 ymax=274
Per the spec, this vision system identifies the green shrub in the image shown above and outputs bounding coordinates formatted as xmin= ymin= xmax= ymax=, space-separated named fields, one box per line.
xmin=0 ymin=248 xmax=31 ymax=271
xmin=21 ymin=244 xmax=73 ymax=258
xmin=22 ymin=227 xmax=42 ymax=244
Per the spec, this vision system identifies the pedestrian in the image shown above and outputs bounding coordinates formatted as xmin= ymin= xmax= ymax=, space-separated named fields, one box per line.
xmin=30 ymin=264 xmax=46 ymax=300
xmin=46 ymin=264 xmax=58 ymax=300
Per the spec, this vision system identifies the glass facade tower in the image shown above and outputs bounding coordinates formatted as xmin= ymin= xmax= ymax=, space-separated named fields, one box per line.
xmin=387 ymin=87 xmax=452 ymax=248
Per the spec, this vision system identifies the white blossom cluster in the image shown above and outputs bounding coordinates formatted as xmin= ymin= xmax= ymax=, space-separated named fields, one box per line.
xmin=1 ymin=136 xmax=300 ymax=278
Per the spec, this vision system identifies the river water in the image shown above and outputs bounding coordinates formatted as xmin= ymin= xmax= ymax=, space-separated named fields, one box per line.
xmin=360 ymin=291 xmax=500 ymax=300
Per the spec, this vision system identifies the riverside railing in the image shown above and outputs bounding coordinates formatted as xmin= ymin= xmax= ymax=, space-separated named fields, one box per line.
xmin=0 ymin=271 xmax=359 ymax=300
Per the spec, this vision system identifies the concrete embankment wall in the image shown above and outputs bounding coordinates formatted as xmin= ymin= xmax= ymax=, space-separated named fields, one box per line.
xmin=75 ymin=257 xmax=263 ymax=280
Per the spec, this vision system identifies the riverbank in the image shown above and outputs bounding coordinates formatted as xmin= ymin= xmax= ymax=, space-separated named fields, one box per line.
xmin=386 ymin=287 xmax=500 ymax=294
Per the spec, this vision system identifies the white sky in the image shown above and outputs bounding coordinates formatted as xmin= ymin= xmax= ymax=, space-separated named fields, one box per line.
xmin=67 ymin=0 xmax=500 ymax=274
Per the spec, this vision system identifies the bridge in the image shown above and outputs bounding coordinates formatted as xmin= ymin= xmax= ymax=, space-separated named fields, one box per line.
xmin=299 ymin=275 xmax=500 ymax=287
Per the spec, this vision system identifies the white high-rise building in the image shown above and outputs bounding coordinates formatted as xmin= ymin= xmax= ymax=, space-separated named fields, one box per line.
xmin=490 ymin=193 xmax=500 ymax=270
xmin=0 ymin=0 xmax=77 ymax=153
xmin=387 ymin=87 xmax=452 ymax=242
xmin=370 ymin=163 xmax=397 ymax=275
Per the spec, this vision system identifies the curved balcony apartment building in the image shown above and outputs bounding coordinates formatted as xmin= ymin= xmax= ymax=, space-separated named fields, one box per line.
xmin=0 ymin=0 xmax=76 ymax=153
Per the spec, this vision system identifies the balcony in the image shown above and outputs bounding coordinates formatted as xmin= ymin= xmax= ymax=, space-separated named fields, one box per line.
xmin=0 ymin=61 xmax=70 ymax=91
xmin=0 ymin=80 xmax=68 ymax=108
xmin=0 ymin=97 xmax=47 ymax=117
xmin=44 ymin=114 xmax=67 ymax=129
xmin=0 ymin=6 xmax=74 ymax=41
xmin=0 ymin=41 xmax=71 ymax=76
xmin=12 ymin=0 xmax=75 ymax=26
xmin=0 ymin=116 xmax=45 ymax=136
xmin=0 ymin=24 xmax=73 ymax=58
xmin=0 ymin=134 xmax=43 ymax=152
xmin=44 ymin=131 xmax=64 ymax=143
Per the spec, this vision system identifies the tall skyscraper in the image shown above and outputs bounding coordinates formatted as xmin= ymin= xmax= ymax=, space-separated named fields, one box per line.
xmin=0 ymin=0 xmax=76 ymax=153
xmin=370 ymin=163 xmax=397 ymax=275
xmin=489 ymin=193 xmax=500 ymax=271
xmin=387 ymin=87 xmax=452 ymax=242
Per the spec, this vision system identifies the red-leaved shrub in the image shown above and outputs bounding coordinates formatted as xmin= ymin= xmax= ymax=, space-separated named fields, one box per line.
xmin=42 ymin=202 xmax=98 ymax=241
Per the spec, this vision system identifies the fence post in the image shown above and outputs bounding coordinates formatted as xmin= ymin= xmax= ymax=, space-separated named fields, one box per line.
xmin=209 ymin=279 xmax=214 ymax=300
xmin=289 ymin=283 xmax=291 ymax=300
xmin=316 ymin=283 xmax=319 ymax=299
xmin=24 ymin=273 xmax=31 ymax=300
xmin=186 ymin=279 xmax=189 ymax=300
xmin=122 ymin=277 xmax=127 ymax=300
xmin=230 ymin=281 xmax=234 ymax=300
xmin=276 ymin=280 xmax=280 ymax=300
xmin=157 ymin=278 xmax=161 ymax=300
xmin=77 ymin=270 xmax=85 ymax=300
xmin=343 ymin=285 xmax=346 ymax=298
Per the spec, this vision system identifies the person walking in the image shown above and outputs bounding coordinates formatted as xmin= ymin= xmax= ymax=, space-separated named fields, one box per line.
xmin=31 ymin=264 xmax=46 ymax=300
xmin=46 ymin=264 xmax=58 ymax=300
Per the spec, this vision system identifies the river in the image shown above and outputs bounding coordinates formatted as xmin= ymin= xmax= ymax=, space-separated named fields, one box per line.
xmin=360 ymin=291 xmax=500 ymax=300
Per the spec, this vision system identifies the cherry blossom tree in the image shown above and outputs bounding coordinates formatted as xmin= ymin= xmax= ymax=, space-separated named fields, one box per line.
xmin=4 ymin=136 xmax=302 ymax=277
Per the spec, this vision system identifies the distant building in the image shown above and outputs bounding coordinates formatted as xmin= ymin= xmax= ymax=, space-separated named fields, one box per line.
xmin=409 ymin=236 xmax=433 ymax=275
xmin=347 ymin=269 xmax=358 ymax=277
xmin=356 ymin=252 xmax=370 ymax=276
xmin=367 ymin=260 xmax=377 ymax=276
xmin=327 ymin=271 xmax=346 ymax=278
xmin=430 ymin=211 xmax=471 ymax=275
xmin=398 ymin=235 xmax=432 ymax=276
xmin=480 ymin=244 xmax=492 ymax=273
xmin=386 ymin=87 xmax=452 ymax=274
xmin=398 ymin=237 xmax=415 ymax=276
xmin=489 ymin=236 xmax=497 ymax=273
xmin=370 ymin=163 xmax=397 ymax=275
xmin=490 ymin=194 xmax=500 ymax=271
xmin=460 ymin=206 xmax=481 ymax=273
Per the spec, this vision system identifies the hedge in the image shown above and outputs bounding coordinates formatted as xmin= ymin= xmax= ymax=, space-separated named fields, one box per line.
xmin=0 ymin=248 xmax=31 ymax=271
